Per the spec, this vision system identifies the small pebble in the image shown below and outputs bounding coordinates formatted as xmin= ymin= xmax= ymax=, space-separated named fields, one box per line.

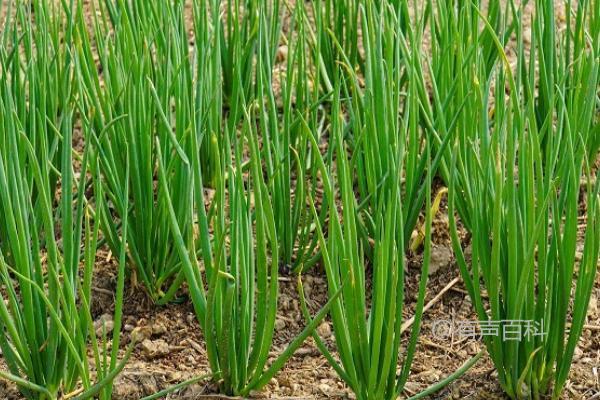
xmin=317 ymin=321 xmax=332 ymax=338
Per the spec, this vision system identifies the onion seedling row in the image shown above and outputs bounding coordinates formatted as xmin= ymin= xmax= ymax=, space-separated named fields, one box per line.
xmin=447 ymin=1 xmax=600 ymax=399
xmin=0 ymin=4 xmax=131 ymax=399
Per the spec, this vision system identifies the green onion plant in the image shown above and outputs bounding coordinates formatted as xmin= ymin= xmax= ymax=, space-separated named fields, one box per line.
xmin=448 ymin=2 xmax=600 ymax=398
xmin=310 ymin=0 xmax=361 ymax=94
xmin=298 ymin=3 xmax=484 ymax=398
xmin=256 ymin=3 xmax=328 ymax=271
xmin=217 ymin=0 xmax=281 ymax=105
xmin=425 ymin=0 xmax=516 ymax=226
xmin=0 ymin=0 xmax=76 ymax=253
xmin=304 ymin=82 xmax=478 ymax=399
xmin=166 ymin=102 xmax=340 ymax=395
xmin=333 ymin=0 xmax=452 ymax=258
xmin=76 ymin=0 xmax=198 ymax=303
xmin=302 ymin=82 xmax=433 ymax=399
xmin=0 ymin=13 xmax=131 ymax=395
